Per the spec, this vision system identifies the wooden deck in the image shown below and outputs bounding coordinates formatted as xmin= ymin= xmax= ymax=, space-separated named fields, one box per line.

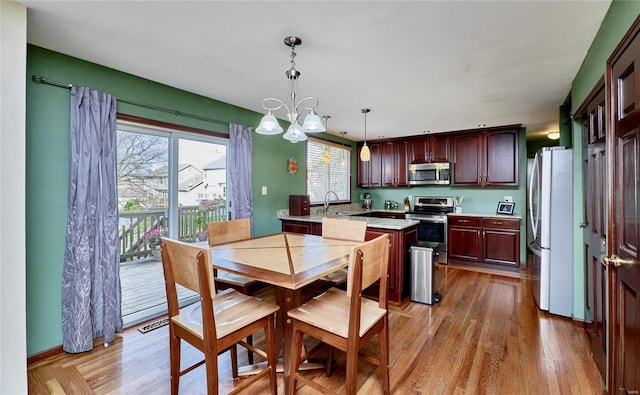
xmin=120 ymin=257 xmax=197 ymax=327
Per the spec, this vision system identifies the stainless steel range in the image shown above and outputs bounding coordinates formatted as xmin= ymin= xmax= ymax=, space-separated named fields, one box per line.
xmin=405 ymin=196 xmax=454 ymax=264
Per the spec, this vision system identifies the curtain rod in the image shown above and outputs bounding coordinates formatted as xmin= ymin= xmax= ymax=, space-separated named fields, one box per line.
xmin=31 ymin=75 xmax=229 ymax=126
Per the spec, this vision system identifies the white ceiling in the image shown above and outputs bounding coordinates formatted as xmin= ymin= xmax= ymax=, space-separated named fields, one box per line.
xmin=20 ymin=1 xmax=611 ymax=142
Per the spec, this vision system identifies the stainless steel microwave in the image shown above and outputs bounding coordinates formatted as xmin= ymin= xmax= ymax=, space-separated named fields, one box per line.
xmin=408 ymin=162 xmax=451 ymax=185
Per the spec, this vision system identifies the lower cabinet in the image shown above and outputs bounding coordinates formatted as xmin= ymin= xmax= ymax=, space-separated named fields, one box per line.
xmin=281 ymin=219 xmax=417 ymax=303
xmin=448 ymin=216 xmax=520 ymax=270
xmin=281 ymin=221 xmax=322 ymax=236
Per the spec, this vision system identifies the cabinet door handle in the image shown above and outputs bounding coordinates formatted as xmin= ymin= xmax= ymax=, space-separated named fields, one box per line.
xmin=478 ymin=230 xmax=481 ymax=237
xmin=493 ymin=222 xmax=503 ymax=225
xmin=459 ymin=220 xmax=470 ymax=223
xmin=483 ymin=230 xmax=486 ymax=237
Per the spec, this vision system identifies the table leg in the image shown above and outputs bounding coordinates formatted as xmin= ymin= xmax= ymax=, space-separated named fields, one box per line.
xmin=275 ymin=287 xmax=301 ymax=394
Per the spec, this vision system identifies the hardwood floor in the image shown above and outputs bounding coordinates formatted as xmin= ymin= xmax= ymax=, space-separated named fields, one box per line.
xmin=27 ymin=266 xmax=605 ymax=394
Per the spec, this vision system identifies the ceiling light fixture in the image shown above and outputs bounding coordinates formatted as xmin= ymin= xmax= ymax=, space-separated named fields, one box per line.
xmin=255 ymin=36 xmax=325 ymax=143
xmin=360 ymin=108 xmax=371 ymax=162
xmin=339 ymin=131 xmax=348 ymax=166
xmin=322 ymin=115 xmax=331 ymax=164
xmin=547 ymin=131 xmax=560 ymax=140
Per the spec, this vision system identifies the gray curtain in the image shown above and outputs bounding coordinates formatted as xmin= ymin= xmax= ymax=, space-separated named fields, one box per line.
xmin=229 ymin=123 xmax=253 ymax=228
xmin=62 ymin=86 xmax=122 ymax=353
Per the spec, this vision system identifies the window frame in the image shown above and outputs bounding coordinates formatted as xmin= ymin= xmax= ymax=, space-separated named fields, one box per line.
xmin=306 ymin=137 xmax=352 ymax=205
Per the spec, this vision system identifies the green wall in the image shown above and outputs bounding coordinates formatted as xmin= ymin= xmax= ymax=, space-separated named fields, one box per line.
xmin=570 ymin=0 xmax=640 ymax=320
xmin=25 ymin=45 xmax=356 ymax=355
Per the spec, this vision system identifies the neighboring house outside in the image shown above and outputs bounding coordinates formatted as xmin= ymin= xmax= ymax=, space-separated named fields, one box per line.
xmin=202 ymin=155 xmax=227 ymax=201
xmin=145 ymin=163 xmax=209 ymax=207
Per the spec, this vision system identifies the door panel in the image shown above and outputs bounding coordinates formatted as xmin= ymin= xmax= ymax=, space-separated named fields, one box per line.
xmin=610 ymin=20 xmax=640 ymax=394
xmin=579 ymin=78 xmax=607 ymax=381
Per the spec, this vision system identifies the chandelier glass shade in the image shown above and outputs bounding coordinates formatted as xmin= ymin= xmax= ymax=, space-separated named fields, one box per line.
xmin=360 ymin=108 xmax=371 ymax=162
xmin=256 ymin=36 xmax=325 ymax=143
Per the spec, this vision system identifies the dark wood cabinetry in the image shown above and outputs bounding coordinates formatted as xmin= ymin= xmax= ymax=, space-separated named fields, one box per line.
xmin=357 ymin=125 xmax=519 ymax=188
xmin=482 ymin=217 xmax=520 ymax=266
xmin=281 ymin=221 xmax=322 ymax=236
xmin=382 ymin=140 xmax=409 ymax=186
xmin=357 ymin=142 xmax=382 ymax=187
xmin=280 ymin=219 xmax=417 ymax=303
xmin=448 ymin=215 xmax=520 ymax=271
xmin=451 ymin=126 xmax=520 ymax=187
xmin=410 ymin=135 xmax=450 ymax=163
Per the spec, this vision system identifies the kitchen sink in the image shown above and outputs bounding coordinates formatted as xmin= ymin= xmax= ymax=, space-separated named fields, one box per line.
xmin=325 ymin=211 xmax=353 ymax=217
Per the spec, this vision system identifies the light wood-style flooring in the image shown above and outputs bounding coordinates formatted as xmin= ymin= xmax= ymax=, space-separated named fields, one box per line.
xmin=28 ymin=265 xmax=605 ymax=394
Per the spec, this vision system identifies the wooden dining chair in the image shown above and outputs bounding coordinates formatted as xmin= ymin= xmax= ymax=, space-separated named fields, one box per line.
xmin=286 ymin=234 xmax=391 ymax=394
xmin=207 ymin=218 xmax=267 ymax=364
xmin=160 ymin=238 xmax=279 ymax=395
xmin=318 ymin=218 xmax=367 ymax=287
xmin=207 ymin=218 xmax=265 ymax=295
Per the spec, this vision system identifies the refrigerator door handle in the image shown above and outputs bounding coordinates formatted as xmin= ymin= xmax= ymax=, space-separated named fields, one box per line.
xmin=528 ymin=152 xmax=540 ymax=237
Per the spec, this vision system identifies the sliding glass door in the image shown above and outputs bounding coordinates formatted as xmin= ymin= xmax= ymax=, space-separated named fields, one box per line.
xmin=116 ymin=120 xmax=229 ymax=326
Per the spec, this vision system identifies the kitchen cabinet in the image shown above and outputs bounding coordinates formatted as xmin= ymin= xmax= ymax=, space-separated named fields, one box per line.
xmin=448 ymin=215 xmax=520 ymax=270
xmin=281 ymin=221 xmax=322 ymax=236
xmin=357 ymin=142 xmax=382 ymax=187
xmin=451 ymin=126 xmax=520 ymax=187
xmin=482 ymin=218 xmax=520 ymax=267
xmin=280 ymin=219 xmax=417 ymax=303
xmin=410 ymin=135 xmax=450 ymax=163
xmin=382 ymin=140 xmax=409 ymax=187
xmin=447 ymin=216 xmax=483 ymax=263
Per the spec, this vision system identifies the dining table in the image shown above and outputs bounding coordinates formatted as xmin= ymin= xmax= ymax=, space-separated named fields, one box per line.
xmin=207 ymin=232 xmax=361 ymax=392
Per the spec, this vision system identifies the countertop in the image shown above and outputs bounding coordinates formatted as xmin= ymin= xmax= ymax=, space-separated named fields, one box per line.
xmin=278 ymin=205 xmax=418 ymax=231
xmin=448 ymin=212 xmax=522 ymax=219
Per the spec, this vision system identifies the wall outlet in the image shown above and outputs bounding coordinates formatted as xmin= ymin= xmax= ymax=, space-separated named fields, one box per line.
xmin=408 ymin=195 xmax=413 ymax=201
xmin=504 ymin=195 xmax=513 ymax=202
xmin=261 ymin=186 xmax=267 ymax=195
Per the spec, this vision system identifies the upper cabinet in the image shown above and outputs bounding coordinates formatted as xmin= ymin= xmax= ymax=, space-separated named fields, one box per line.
xmin=410 ymin=135 xmax=450 ymax=163
xmin=357 ymin=125 xmax=519 ymax=188
xmin=451 ymin=126 xmax=520 ymax=187
xmin=382 ymin=140 xmax=409 ymax=187
xmin=357 ymin=142 xmax=382 ymax=187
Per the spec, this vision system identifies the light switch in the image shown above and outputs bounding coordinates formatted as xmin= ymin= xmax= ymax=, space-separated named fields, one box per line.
xmin=504 ymin=195 xmax=513 ymax=202
xmin=261 ymin=186 xmax=267 ymax=195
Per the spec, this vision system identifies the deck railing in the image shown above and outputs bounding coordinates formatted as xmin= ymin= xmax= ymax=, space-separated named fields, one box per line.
xmin=118 ymin=205 xmax=227 ymax=262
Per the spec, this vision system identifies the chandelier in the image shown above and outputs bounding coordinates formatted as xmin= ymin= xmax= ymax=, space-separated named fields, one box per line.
xmin=255 ymin=36 xmax=325 ymax=143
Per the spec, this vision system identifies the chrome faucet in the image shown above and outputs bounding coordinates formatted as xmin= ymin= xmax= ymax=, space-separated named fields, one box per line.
xmin=324 ymin=191 xmax=340 ymax=213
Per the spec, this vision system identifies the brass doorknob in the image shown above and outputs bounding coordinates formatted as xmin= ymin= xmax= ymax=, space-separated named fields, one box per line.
xmin=579 ymin=222 xmax=587 ymax=228
xmin=603 ymin=255 xmax=636 ymax=268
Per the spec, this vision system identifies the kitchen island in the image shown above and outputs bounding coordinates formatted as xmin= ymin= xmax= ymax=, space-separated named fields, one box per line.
xmin=278 ymin=207 xmax=418 ymax=304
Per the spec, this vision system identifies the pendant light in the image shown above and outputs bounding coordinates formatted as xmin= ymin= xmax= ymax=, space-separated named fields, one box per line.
xmin=339 ymin=131 xmax=348 ymax=167
xmin=360 ymin=108 xmax=371 ymax=162
xmin=322 ymin=115 xmax=331 ymax=164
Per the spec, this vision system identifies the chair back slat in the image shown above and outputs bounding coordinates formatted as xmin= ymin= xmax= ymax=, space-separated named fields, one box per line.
xmin=207 ymin=218 xmax=251 ymax=246
xmin=346 ymin=234 xmax=390 ymax=297
xmin=322 ymin=218 xmax=367 ymax=241
xmin=161 ymin=238 xmax=215 ymax=298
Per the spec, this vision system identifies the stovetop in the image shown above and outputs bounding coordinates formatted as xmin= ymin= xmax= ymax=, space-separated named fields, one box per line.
xmin=410 ymin=196 xmax=454 ymax=215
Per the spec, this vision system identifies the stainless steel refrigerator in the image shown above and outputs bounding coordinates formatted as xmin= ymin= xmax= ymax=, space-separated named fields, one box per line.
xmin=528 ymin=146 xmax=573 ymax=317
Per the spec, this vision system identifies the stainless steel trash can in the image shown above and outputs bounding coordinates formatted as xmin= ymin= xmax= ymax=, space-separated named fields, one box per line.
xmin=410 ymin=245 xmax=441 ymax=305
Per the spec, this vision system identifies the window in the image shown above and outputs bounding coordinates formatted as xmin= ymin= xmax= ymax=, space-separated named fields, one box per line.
xmin=307 ymin=137 xmax=351 ymax=204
